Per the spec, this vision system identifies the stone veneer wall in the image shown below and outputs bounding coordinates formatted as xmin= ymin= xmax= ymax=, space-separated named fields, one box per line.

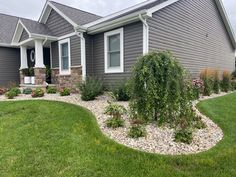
xmin=51 ymin=66 xmax=82 ymax=93
xmin=34 ymin=68 xmax=46 ymax=85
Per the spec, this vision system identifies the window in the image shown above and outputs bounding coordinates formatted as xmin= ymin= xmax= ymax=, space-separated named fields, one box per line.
xmin=59 ymin=38 xmax=71 ymax=75
xmin=104 ymin=28 xmax=124 ymax=73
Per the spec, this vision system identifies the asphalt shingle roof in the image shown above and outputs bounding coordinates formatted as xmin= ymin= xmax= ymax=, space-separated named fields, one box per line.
xmin=0 ymin=13 xmax=19 ymax=44
xmin=49 ymin=1 xmax=102 ymax=25
xmin=20 ymin=18 xmax=55 ymax=36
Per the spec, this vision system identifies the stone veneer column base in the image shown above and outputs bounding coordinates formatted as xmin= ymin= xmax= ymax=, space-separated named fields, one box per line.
xmin=34 ymin=68 xmax=46 ymax=85
xmin=51 ymin=66 xmax=82 ymax=93
xmin=19 ymin=69 xmax=25 ymax=85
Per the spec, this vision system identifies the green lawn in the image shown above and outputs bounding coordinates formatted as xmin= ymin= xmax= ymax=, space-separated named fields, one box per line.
xmin=0 ymin=94 xmax=235 ymax=177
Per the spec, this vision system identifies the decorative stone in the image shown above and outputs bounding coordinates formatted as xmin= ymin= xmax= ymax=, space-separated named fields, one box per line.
xmin=34 ymin=68 xmax=46 ymax=85
xmin=51 ymin=66 xmax=82 ymax=93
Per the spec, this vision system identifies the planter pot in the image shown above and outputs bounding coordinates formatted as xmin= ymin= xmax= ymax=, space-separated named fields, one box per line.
xmin=31 ymin=76 xmax=35 ymax=85
xmin=24 ymin=76 xmax=31 ymax=84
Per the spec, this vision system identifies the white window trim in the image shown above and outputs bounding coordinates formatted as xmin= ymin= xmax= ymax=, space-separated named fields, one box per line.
xmin=58 ymin=38 xmax=71 ymax=75
xmin=104 ymin=28 xmax=124 ymax=74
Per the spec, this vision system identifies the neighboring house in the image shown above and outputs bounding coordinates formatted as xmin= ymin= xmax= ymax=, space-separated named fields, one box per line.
xmin=0 ymin=0 xmax=235 ymax=90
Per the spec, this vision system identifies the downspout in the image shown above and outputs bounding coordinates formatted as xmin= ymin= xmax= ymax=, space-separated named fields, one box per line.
xmin=139 ymin=14 xmax=149 ymax=54
xmin=76 ymin=31 xmax=86 ymax=81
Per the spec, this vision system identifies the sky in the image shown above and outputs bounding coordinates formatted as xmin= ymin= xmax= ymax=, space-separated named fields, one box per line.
xmin=0 ymin=0 xmax=235 ymax=34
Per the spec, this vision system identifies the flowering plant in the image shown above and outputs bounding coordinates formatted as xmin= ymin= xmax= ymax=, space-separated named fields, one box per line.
xmin=192 ymin=79 xmax=204 ymax=99
xmin=31 ymin=88 xmax=45 ymax=98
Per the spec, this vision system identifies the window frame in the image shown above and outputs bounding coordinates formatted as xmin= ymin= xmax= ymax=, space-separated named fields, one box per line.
xmin=104 ymin=28 xmax=124 ymax=74
xmin=58 ymin=38 xmax=71 ymax=75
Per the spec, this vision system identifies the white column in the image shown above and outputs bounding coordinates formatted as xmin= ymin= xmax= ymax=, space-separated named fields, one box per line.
xmin=34 ymin=39 xmax=45 ymax=68
xmin=20 ymin=46 xmax=28 ymax=69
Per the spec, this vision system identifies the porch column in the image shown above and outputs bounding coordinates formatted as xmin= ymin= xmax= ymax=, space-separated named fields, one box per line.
xmin=19 ymin=46 xmax=28 ymax=85
xmin=20 ymin=46 xmax=28 ymax=69
xmin=34 ymin=39 xmax=45 ymax=68
xmin=34 ymin=39 xmax=46 ymax=85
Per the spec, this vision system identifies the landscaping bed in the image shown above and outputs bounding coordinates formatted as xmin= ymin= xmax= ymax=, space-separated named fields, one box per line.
xmin=0 ymin=92 xmax=227 ymax=155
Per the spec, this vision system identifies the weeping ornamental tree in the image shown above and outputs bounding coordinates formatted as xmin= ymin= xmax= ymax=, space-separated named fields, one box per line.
xmin=129 ymin=51 xmax=195 ymax=127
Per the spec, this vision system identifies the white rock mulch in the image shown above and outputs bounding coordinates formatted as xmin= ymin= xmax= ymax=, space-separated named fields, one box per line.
xmin=0 ymin=91 xmax=232 ymax=155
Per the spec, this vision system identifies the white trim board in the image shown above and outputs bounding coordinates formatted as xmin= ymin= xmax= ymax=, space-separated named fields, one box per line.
xmin=104 ymin=28 xmax=124 ymax=74
xmin=58 ymin=38 xmax=71 ymax=75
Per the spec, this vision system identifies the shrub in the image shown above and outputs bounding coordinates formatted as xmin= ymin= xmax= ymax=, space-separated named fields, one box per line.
xmin=104 ymin=102 xmax=127 ymax=119
xmin=129 ymin=51 xmax=196 ymax=128
xmin=193 ymin=116 xmax=207 ymax=129
xmin=78 ymin=77 xmax=103 ymax=101
xmin=23 ymin=88 xmax=32 ymax=95
xmin=221 ymin=70 xmax=231 ymax=92
xmin=192 ymin=79 xmax=204 ymax=99
xmin=106 ymin=118 xmax=124 ymax=128
xmin=10 ymin=88 xmax=21 ymax=96
xmin=213 ymin=70 xmax=220 ymax=94
xmin=5 ymin=90 xmax=16 ymax=99
xmin=0 ymin=88 xmax=7 ymax=95
xmin=104 ymin=102 xmax=126 ymax=129
xmin=174 ymin=129 xmax=193 ymax=144
xmin=231 ymin=69 xmax=236 ymax=80
xmin=200 ymin=68 xmax=214 ymax=96
xmin=31 ymin=88 xmax=44 ymax=98
xmin=60 ymin=88 xmax=70 ymax=96
xmin=47 ymin=86 xmax=57 ymax=94
xmin=231 ymin=80 xmax=236 ymax=90
xmin=128 ymin=125 xmax=147 ymax=138
xmin=111 ymin=80 xmax=130 ymax=101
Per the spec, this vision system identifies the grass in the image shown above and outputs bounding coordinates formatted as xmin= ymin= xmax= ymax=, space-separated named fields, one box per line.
xmin=0 ymin=94 xmax=235 ymax=177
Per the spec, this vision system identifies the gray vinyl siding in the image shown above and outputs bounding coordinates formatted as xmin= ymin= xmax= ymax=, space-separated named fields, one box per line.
xmin=84 ymin=34 xmax=93 ymax=76
xmin=148 ymin=0 xmax=235 ymax=78
xmin=45 ymin=9 xmax=74 ymax=37
xmin=0 ymin=47 xmax=20 ymax=86
xmin=90 ymin=22 xmax=143 ymax=86
xmin=51 ymin=41 xmax=59 ymax=68
xmin=19 ymin=29 xmax=29 ymax=42
xmin=51 ymin=35 xmax=81 ymax=68
xmin=70 ymin=35 xmax=81 ymax=66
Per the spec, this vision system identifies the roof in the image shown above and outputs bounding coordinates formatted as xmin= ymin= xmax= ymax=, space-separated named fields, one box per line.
xmin=49 ymin=1 xmax=102 ymax=25
xmin=0 ymin=13 xmax=19 ymax=44
xmin=20 ymin=18 xmax=54 ymax=36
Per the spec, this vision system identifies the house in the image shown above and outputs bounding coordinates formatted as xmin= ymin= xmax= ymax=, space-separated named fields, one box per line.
xmin=0 ymin=0 xmax=235 ymax=91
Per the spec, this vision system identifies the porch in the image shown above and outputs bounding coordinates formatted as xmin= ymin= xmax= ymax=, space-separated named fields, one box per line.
xmin=19 ymin=39 xmax=52 ymax=88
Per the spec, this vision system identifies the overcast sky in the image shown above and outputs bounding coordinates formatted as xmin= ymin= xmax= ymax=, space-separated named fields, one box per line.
xmin=0 ymin=0 xmax=235 ymax=34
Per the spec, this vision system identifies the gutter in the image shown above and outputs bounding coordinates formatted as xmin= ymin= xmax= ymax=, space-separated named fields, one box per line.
xmin=75 ymin=30 xmax=86 ymax=81
xmin=139 ymin=14 xmax=149 ymax=54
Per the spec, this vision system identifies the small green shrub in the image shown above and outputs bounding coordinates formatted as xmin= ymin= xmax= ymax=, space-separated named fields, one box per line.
xmin=128 ymin=125 xmax=147 ymax=138
xmin=106 ymin=118 xmax=124 ymax=128
xmin=193 ymin=115 xmax=207 ymax=129
xmin=221 ymin=70 xmax=231 ymax=92
xmin=60 ymin=88 xmax=70 ymax=96
xmin=104 ymin=102 xmax=126 ymax=129
xmin=200 ymin=68 xmax=214 ymax=96
xmin=31 ymin=89 xmax=44 ymax=98
xmin=174 ymin=129 xmax=193 ymax=144
xmin=10 ymin=87 xmax=21 ymax=96
xmin=231 ymin=80 xmax=236 ymax=90
xmin=213 ymin=70 xmax=220 ymax=94
xmin=47 ymin=86 xmax=57 ymax=94
xmin=111 ymin=80 xmax=130 ymax=101
xmin=79 ymin=77 xmax=103 ymax=101
xmin=104 ymin=102 xmax=127 ymax=119
xmin=231 ymin=70 xmax=236 ymax=80
xmin=23 ymin=88 xmax=32 ymax=95
xmin=5 ymin=90 xmax=16 ymax=99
